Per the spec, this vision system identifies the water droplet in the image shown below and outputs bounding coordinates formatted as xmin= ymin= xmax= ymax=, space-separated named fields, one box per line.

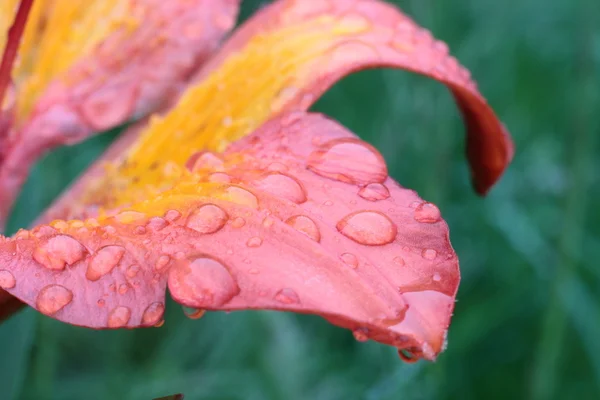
xmin=323 ymin=200 xmax=333 ymax=206
xmin=336 ymin=211 xmax=397 ymax=245
xmin=358 ymin=183 xmax=390 ymax=201
xmin=36 ymin=285 xmax=73 ymax=315
xmin=183 ymin=307 xmax=205 ymax=320
xmin=33 ymin=235 xmax=86 ymax=271
xmin=285 ymin=215 xmax=321 ymax=242
xmin=208 ymin=172 xmax=231 ymax=183
xmin=97 ymin=299 xmax=105 ymax=307
xmin=0 ymin=270 xmax=16 ymax=289
xmin=353 ymin=327 xmax=369 ymax=342
xmin=231 ymin=217 xmax=246 ymax=228
xmin=224 ymin=186 xmax=259 ymax=209
xmin=86 ymin=246 xmax=126 ymax=281
xmin=164 ymin=210 xmax=182 ymax=222
xmin=187 ymin=204 xmax=228 ymax=234
xmin=253 ymin=173 xmax=307 ymax=204
xmin=340 ymin=253 xmax=358 ymax=268
xmin=422 ymin=249 xmax=437 ymax=260
xmin=118 ymin=284 xmax=129 ymax=295
xmin=307 ymin=138 xmax=387 ymax=185
xmin=169 ymin=256 xmax=239 ymax=307
xmin=142 ymin=302 xmax=165 ymax=326
xmin=393 ymin=256 xmax=405 ymax=266
xmin=147 ymin=217 xmax=167 ymax=231
xmin=262 ymin=216 xmax=275 ymax=229
xmin=187 ymin=151 xmax=224 ymax=172
xmin=398 ymin=348 xmax=419 ymax=363
xmin=274 ymin=288 xmax=300 ymax=305
xmin=134 ymin=226 xmax=146 ymax=235
xmin=433 ymin=272 xmax=441 ymax=282
xmin=126 ymin=264 xmax=140 ymax=278
xmin=246 ymin=237 xmax=263 ymax=248
xmin=155 ymin=255 xmax=171 ymax=271
xmin=414 ymin=202 xmax=441 ymax=223
xmin=107 ymin=306 xmax=131 ymax=328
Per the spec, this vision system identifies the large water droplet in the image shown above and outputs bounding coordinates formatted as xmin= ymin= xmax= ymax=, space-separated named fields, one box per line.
xmin=33 ymin=235 xmax=86 ymax=271
xmin=340 ymin=253 xmax=358 ymax=268
xmin=36 ymin=285 xmax=73 ymax=315
xmin=246 ymin=237 xmax=263 ymax=248
xmin=358 ymin=183 xmax=390 ymax=201
xmin=285 ymin=215 xmax=321 ymax=242
xmin=0 ymin=270 xmax=16 ymax=289
xmin=142 ymin=302 xmax=165 ymax=326
xmin=307 ymin=138 xmax=387 ymax=185
xmin=253 ymin=173 xmax=307 ymax=204
xmin=107 ymin=306 xmax=131 ymax=328
xmin=86 ymin=246 xmax=126 ymax=281
xmin=186 ymin=204 xmax=228 ymax=234
xmin=414 ymin=202 xmax=441 ymax=223
xmin=169 ymin=256 xmax=239 ymax=307
xmin=274 ymin=288 xmax=300 ymax=305
xmin=224 ymin=186 xmax=258 ymax=209
xmin=336 ymin=211 xmax=397 ymax=246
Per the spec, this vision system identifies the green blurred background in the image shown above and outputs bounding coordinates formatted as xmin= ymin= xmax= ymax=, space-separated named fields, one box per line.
xmin=1 ymin=0 xmax=599 ymax=399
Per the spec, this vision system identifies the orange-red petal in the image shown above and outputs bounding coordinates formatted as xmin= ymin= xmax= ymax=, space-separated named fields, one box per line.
xmin=0 ymin=112 xmax=458 ymax=360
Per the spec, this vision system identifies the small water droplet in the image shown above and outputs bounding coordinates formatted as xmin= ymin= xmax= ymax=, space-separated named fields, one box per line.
xmin=353 ymin=327 xmax=369 ymax=342
xmin=414 ymin=202 xmax=441 ymax=223
xmin=97 ymin=299 xmax=105 ymax=307
xmin=307 ymin=138 xmax=387 ymax=185
xmin=398 ymin=348 xmax=419 ymax=363
xmin=169 ymin=256 xmax=239 ymax=307
xmin=86 ymin=246 xmax=126 ymax=281
xmin=323 ymin=200 xmax=333 ymax=206
xmin=147 ymin=217 xmax=168 ymax=231
xmin=165 ymin=210 xmax=182 ymax=222
xmin=422 ymin=249 xmax=437 ymax=260
xmin=33 ymin=235 xmax=86 ymax=271
xmin=155 ymin=255 xmax=171 ymax=271
xmin=224 ymin=186 xmax=259 ymax=209
xmin=183 ymin=307 xmax=206 ymax=320
xmin=0 ymin=270 xmax=16 ymax=289
xmin=142 ymin=302 xmax=165 ymax=326
xmin=358 ymin=183 xmax=390 ymax=201
xmin=433 ymin=272 xmax=442 ymax=282
xmin=134 ymin=226 xmax=146 ymax=235
xmin=285 ymin=215 xmax=321 ymax=242
xmin=340 ymin=253 xmax=358 ymax=268
xmin=118 ymin=284 xmax=129 ymax=295
xmin=187 ymin=204 xmax=228 ymax=234
xmin=393 ymin=256 xmax=405 ymax=266
xmin=337 ymin=211 xmax=397 ymax=245
xmin=231 ymin=217 xmax=246 ymax=228
xmin=126 ymin=264 xmax=140 ymax=278
xmin=107 ymin=306 xmax=131 ymax=328
xmin=187 ymin=151 xmax=224 ymax=172
xmin=253 ymin=173 xmax=307 ymax=204
xmin=262 ymin=216 xmax=275 ymax=229
xmin=208 ymin=172 xmax=232 ymax=183
xmin=246 ymin=237 xmax=263 ymax=248
xmin=274 ymin=288 xmax=300 ymax=305
xmin=36 ymin=285 xmax=73 ymax=315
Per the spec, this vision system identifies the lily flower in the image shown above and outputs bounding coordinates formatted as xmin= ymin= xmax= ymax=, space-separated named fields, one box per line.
xmin=0 ymin=0 xmax=513 ymax=362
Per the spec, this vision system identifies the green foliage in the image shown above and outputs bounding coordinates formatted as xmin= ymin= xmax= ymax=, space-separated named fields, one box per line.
xmin=1 ymin=0 xmax=599 ymax=399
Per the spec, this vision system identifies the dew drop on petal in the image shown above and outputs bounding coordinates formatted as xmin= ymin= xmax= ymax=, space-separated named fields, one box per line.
xmin=231 ymin=217 xmax=246 ymax=228
xmin=187 ymin=151 xmax=224 ymax=172
xmin=36 ymin=285 xmax=73 ymax=315
xmin=285 ymin=215 xmax=321 ymax=242
xmin=107 ymin=306 xmax=131 ymax=328
xmin=414 ymin=202 xmax=441 ymax=223
xmin=165 ymin=210 xmax=182 ymax=222
xmin=33 ymin=235 xmax=86 ymax=271
xmin=246 ymin=237 xmax=263 ymax=248
xmin=0 ymin=270 xmax=16 ymax=289
xmin=253 ymin=173 xmax=307 ymax=204
xmin=154 ymin=255 xmax=171 ymax=271
xmin=398 ymin=348 xmax=419 ymax=363
xmin=353 ymin=328 xmax=369 ymax=342
xmin=433 ymin=272 xmax=442 ymax=282
xmin=393 ymin=256 xmax=406 ymax=266
xmin=126 ymin=264 xmax=140 ymax=278
xmin=169 ymin=256 xmax=239 ymax=308
xmin=340 ymin=253 xmax=358 ymax=268
xmin=186 ymin=204 xmax=228 ymax=234
xmin=86 ymin=246 xmax=126 ymax=281
xmin=358 ymin=183 xmax=390 ymax=201
xmin=274 ymin=288 xmax=300 ymax=305
xmin=307 ymin=138 xmax=387 ymax=185
xmin=142 ymin=302 xmax=165 ymax=326
xmin=224 ymin=186 xmax=259 ymax=209
xmin=183 ymin=307 xmax=206 ymax=320
xmin=422 ymin=249 xmax=438 ymax=260
xmin=208 ymin=172 xmax=232 ymax=183
xmin=337 ymin=211 xmax=397 ymax=246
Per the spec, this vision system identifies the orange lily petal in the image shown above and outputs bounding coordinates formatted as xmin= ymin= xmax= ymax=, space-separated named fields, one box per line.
xmin=0 ymin=112 xmax=457 ymax=360
xmin=91 ymin=0 xmax=513 ymax=215
xmin=0 ymin=0 xmax=240 ymax=229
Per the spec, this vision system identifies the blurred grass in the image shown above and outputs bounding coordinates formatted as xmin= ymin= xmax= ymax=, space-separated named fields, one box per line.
xmin=2 ymin=0 xmax=600 ymax=399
